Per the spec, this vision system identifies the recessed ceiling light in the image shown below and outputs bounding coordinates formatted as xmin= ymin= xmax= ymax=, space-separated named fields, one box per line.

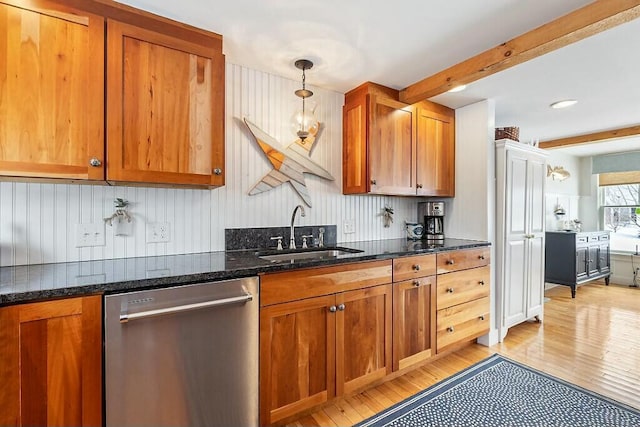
xmin=448 ymin=85 xmax=467 ymax=93
xmin=550 ymin=99 xmax=578 ymax=109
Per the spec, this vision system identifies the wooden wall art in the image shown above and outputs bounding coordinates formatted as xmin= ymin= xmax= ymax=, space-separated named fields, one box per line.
xmin=244 ymin=119 xmax=334 ymax=207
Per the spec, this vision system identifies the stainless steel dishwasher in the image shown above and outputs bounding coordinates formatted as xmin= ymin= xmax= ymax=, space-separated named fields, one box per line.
xmin=105 ymin=277 xmax=259 ymax=427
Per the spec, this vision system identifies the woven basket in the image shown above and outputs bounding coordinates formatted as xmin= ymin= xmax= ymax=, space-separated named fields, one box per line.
xmin=495 ymin=127 xmax=519 ymax=142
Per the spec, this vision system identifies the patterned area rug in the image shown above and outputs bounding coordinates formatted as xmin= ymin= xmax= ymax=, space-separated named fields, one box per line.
xmin=356 ymin=354 xmax=640 ymax=427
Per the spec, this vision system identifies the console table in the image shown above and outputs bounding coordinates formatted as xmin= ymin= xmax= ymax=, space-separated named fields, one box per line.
xmin=545 ymin=231 xmax=611 ymax=298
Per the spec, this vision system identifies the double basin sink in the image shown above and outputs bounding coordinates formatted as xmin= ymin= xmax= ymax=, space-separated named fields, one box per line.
xmin=258 ymin=246 xmax=363 ymax=263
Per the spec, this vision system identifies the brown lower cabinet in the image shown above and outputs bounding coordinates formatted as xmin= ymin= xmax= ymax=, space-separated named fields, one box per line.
xmin=392 ymin=254 xmax=437 ymax=371
xmin=259 ymin=261 xmax=393 ymax=426
xmin=0 ymin=295 xmax=102 ymax=427
xmin=259 ymin=250 xmax=490 ymax=425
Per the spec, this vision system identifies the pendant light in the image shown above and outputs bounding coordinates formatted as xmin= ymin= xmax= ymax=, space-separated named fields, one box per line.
xmin=291 ymin=59 xmax=318 ymax=141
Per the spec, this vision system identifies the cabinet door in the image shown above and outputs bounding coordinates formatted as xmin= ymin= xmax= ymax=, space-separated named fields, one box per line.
xmin=576 ymin=247 xmax=589 ymax=281
xmin=503 ymin=151 xmax=529 ymax=328
xmin=106 ymin=20 xmax=225 ymax=187
xmin=343 ymin=93 xmax=369 ymax=194
xmin=415 ymin=107 xmax=454 ymax=196
xmin=587 ymin=246 xmax=600 ymax=276
xmin=368 ymin=96 xmax=416 ymax=195
xmin=526 ymin=155 xmax=546 ymax=318
xmin=336 ymin=284 xmax=392 ymax=395
xmin=0 ymin=295 xmax=102 ymax=427
xmin=393 ymin=277 xmax=435 ymax=371
xmin=599 ymin=243 xmax=610 ymax=273
xmin=526 ymin=235 xmax=545 ymax=318
xmin=259 ymin=295 xmax=336 ymax=426
xmin=0 ymin=1 xmax=104 ymax=180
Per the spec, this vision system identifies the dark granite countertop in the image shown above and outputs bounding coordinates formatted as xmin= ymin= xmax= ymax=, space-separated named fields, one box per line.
xmin=0 ymin=237 xmax=490 ymax=306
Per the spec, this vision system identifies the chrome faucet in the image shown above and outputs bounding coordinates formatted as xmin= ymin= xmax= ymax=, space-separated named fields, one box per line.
xmin=289 ymin=205 xmax=306 ymax=249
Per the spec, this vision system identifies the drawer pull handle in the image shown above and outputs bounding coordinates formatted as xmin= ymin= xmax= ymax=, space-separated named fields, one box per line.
xmin=329 ymin=305 xmax=337 ymax=313
xmin=446 ymin=260 xmax=454 ymax=265
xmin=479 ymin=315 xmax=485 ymax=321
xmin=446 ymin=288 xmax=454 ymax=293
xmin=413 ymin=264 xmax=421 ymax=271
xmin=479 ymin=255 xmax=485 ymax=260
xmin=413 ymin=280 xmax=420 ymax=287
xmin=479 ymin=280 xmax=485 ymax=285
xmin=447 ymin=326 xmax=455 ymax=333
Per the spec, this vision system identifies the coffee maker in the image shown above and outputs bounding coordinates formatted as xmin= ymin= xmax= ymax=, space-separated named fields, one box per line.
xmin=418 ymin=201 xmax=445 ymax=243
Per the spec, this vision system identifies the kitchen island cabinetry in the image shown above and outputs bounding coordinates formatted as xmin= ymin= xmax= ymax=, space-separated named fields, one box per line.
xmin=0 ymin=0 xmax=225 ymax=188
xmin=342 ymin=82 xmax=454 ymax=197
xmin=0 ymin=295 xmax=102 ymax=427
xmin=392 ymin=254 xmax=437 ymax=371
xmin=545 ymin=231 xmax=611 ymax=298
xmin=259 ymin=261 xmax=392 ymax=426
xmin=435 ymin=247 xmax=491 ymax=353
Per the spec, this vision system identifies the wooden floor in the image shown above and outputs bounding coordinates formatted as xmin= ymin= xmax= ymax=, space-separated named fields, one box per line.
xmin=287 ymin=282 xmax=640 ymax=426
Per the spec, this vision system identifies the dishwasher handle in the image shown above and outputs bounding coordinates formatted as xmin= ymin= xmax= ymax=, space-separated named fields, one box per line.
xmin=120 ymin=293 xmax=253 ymax=323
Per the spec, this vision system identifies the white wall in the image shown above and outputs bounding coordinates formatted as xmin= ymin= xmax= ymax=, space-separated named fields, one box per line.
xmin=448 ymin=99 xmax=497 ymax=346
xmin=0 ymin=63 xmax=417 ymax=267
xmin=544 ymin=150 xmax=581 ymax=231
xmin=445 ymin=99 xmax=495 ymax=241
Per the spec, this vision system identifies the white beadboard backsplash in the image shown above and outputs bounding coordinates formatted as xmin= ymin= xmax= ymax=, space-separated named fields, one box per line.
xmin=0 ymin=63 xmax=418 ymax=267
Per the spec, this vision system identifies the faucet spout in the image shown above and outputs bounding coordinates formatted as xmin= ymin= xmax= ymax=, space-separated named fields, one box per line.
xmin=289 ymin=205 xmax=306 ymax=249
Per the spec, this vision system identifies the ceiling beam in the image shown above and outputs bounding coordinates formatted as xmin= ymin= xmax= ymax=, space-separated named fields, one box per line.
xmin=539 ymin=125 xmax=640 ymax=149
xmin=399 ymin=0 xmax=640 ymax=104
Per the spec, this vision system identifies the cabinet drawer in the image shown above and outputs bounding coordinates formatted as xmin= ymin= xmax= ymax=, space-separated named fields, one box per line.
xmin=393 ymin=254 xmax=436 ymax=282
xmin=436 ymin=265 xmax=490 ymax=310
xmin=260 ymin=260 xmax=392 ymax=306
xmin=436 ymin=247 xmax=490 ymax=274
xmin=436 ymin=297 xmax=489 ymax=352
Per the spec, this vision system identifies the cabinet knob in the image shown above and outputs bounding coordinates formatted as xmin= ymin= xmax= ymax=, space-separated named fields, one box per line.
xmin=479 ymin=255 xmax=485 ymax=260
xmin=416 ymin=183 xmax=423 ymax=189
xmin=371 ymin=179 xmax=377 ymax=185
xmin=412 ymin=264 xmax=420 ymax=271
xmin=413 ymin=280 xmax=420 ymax=287
xmin=329 ymin=305 xmax=337 ymax=313
xmin=478 ymin=280 xmax=485 ymax=285
xmin=337 ymin=303 xmax=346 ymax=311
xmin=479 ymin=315 xmax=486 ymax=321
xmin=89 ymin=158 xmax=102 ymax=167
xmin=446 ymin=260 xmax=454 ymax=265
xmin=447 ymin=326 xmax=455 ymax=333
xmin=213 ymin=168 xmax=223 ymax=175
xmin=446 ymin=288 xmax=454 ymax=293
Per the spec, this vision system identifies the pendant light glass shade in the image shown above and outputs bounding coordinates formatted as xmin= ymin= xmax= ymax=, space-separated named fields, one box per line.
xmin=291 ymin=59 xmax=317 ymax=141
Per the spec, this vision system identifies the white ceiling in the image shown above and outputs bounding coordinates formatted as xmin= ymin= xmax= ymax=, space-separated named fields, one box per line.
xmin=118 ymin=0 xmax=640 ymax=158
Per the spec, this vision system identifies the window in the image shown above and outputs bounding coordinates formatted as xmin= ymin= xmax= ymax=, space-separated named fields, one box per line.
xmin=601 ymin=184 xmax=640 ymax=253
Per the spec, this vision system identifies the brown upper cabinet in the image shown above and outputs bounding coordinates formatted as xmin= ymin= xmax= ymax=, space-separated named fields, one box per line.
xmin=343 ymin=82 xmax=455 ymax=197
xmin=0 ymin=0 xmax=225 ymax=187
xmin=0 ymin=0 xmax=105 ymax=181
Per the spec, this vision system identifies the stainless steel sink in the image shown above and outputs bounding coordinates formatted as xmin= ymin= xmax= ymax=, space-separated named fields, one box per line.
xmin=259 ymin=247 xmax=363 ymax=263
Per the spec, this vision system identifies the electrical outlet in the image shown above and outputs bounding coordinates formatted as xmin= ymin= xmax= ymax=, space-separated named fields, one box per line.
xmin=146 ymin=222 xmax=170 ymax=243
xmin=343 ymin=220 xmax=355 ymax=234
xmin=76 ymin=223 xmax=105 ymax=247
